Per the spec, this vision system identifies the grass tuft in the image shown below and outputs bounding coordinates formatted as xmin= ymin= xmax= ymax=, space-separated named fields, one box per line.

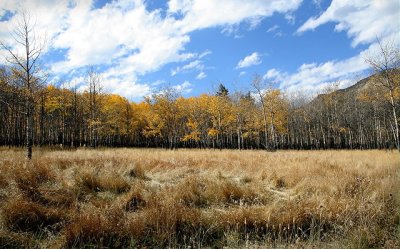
xmin=3 ymin=198 xmax=66 ymax=233
xmin=76 ymin=171 xmax=130 ymax=194
xmin=127 ymin=163 xmax=148 ymax=180
xmin=124 ymin=184 xmax=147 ymax=212
xmin=64 ymin=208 xmax=127 ymax=248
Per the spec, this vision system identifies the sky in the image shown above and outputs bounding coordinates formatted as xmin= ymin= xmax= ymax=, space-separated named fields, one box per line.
xmin=0 ymin=0 xmax=399 ymax=102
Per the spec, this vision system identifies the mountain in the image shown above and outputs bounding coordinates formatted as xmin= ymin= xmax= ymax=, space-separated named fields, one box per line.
xmin=336 ymin=75 xmax=374 ymax=94
xmin=308 ymin=70 xmax=399 ymax=106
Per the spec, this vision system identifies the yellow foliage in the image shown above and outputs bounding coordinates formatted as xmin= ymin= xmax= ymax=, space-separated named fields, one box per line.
xmin=181 ymin=131 xmax=200 ymax=142
xmin=101 ymin=94 xmax=131 ymax=135
xmin=208 ymin=128 xmax=218 ymax=137
xmin=264 ymin=89 xmax=289 ymax=135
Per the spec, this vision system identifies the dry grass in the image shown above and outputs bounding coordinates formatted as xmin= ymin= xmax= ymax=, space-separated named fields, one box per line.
xmin=0 ymin=148 xmax=399 ymax=248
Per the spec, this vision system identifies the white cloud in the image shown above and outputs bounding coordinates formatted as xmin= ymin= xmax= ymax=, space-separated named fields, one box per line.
xmin=171 ymin=60 xmax=204 ymax=76
xmin=168 ymin=0 xmax=192 ymax=14
xmin=274 ymin=0 xmax=400 ymax=94
xmin=264 ymin=37 xmax=400 ymax=95
xmin=267 ymin=24 xmax=284 ymax=37
xmin=247 ymin=16 xmax=263 ymax=30
xmin=221 ymin=24 xmax=242 ymax=38
xmin=101 ymin=76 xmax=151 ymax=100
xmin=0 ymin=0 xmax=70 ymax=57
xmin=169 ymin=0 xmax=302 ymax=33
xmin=282 ymin=0 xmax=400 ymax=96
xmin=284 ymin=13 xmax=295 ymax=25
xmin=0 ymin=0 xmax=303 ymax=100
xmin=297 ymin=0 xmax=400 ymax=46
xmin=173 ymin=80 xmax=192 ymax=94
xmin=196 ymin=71 xmax=206 ymax=79
xmin=267 ymin=25 xmax=279 ymax=33
xmin=199 ymin=50 xmax=212 ymax=58
xmin=312 ymin=0 xmax=322 ymax=9
xmin=264 ymin=30 xmax=400 ymax=97
xmin=151 ymin=80 xmax=166 ymax=86
xmin=263 ymin=68 xmax=285 ymax=82
xmin=180 ymin=60 xmax=203 ymax=71
xmin=265 ymin=58 xmax=365 ymax=95
xmin=171 ymin=49 xmax=211 ymax=75
xmin=239 ymin=71 xmax=246 ymax=77
xmin=51 ymin=0 xmax=193 ymax=75
xmin=66 ymin=73 xmax=151 ymax=101
xmin=236 ymin=52 xmax=262 ymax=69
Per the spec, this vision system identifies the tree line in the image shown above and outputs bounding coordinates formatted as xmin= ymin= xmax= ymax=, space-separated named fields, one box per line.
xmin=0 ymin=68 xmax=399 ymax=150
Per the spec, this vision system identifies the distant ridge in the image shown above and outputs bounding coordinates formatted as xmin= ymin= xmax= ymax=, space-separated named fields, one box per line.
xmin=308 ymin=71 xmax=394 ymax=106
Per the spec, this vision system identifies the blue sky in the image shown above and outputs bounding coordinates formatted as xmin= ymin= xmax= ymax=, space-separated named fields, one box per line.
xmin=0 ymin=0 xmax=399 ymax=101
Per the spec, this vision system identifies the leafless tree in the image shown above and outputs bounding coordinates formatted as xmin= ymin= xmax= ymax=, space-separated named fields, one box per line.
xmin=86 ymin=67 xmax=102 ymax=148
xmin=0 ymin=12 xmax=45 ymax=159
xmin=251 ymin=74 xmax=270 ymax=149
xmin=365 ymin=38 xmax=400 ymax=150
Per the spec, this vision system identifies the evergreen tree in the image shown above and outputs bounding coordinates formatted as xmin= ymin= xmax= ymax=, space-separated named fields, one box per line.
xmin=216 ymin=83 xmax=229 ymax=97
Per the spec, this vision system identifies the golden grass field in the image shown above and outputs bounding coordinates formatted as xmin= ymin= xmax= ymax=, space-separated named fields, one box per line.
xmin=0 ymin=148 xmax=399 ymax=248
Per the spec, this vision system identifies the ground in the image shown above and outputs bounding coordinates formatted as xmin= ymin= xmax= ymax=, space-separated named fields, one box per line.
xmin=0 ymin=148 xmax=399 ymax=248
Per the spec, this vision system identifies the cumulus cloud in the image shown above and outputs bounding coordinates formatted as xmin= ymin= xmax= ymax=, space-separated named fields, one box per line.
xmin=0 ymin=0 xmax=303 ymax=100
xmin=1 ymin=0 xmax=398 ymax=101
xmin=169 ymin=0 xmax=302 ymax=33
xmin=0 ymin=0 xmax=70 ymax=57
xmin=236 ymin=52 xmax=262 ymax=69
xmin=52 ymin=0 xmax=194 ymax=76
xmin=263 ymin=36 xmax=400 ymax=96
xmin=265 ymin=58 xmax=365 ymax=95
xmin=65 ymin=72 xmax=151 ymax=101
xmin=284 ymin=0 xmax=400 ymax=95
xmin=297 ymin=0 xmax=400 ymax=46
xmin=101 ymin=77 xmax=152 ymax=100
xmin=263 ymin=68 xmax=285 ymax=83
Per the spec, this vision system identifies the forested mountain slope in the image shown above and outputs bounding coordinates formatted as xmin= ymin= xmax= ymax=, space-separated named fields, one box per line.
xmin=302 ymin=70 xmax=399 ymax=149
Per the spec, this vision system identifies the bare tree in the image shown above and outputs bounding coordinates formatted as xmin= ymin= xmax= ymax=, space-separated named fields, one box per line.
xmin=365 ymin=38 xmax=400 ymax=150
xmin=251 ymin=74 xmax=270 ymax=149
xmin=0 ymin=12 xmax=45 ymax=159
xmin=86 ymin=67 xmax=102 ymax=148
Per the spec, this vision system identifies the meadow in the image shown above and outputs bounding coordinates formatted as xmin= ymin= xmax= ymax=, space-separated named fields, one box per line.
xmin=0 ymin=148 xmax=399 ymax=248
